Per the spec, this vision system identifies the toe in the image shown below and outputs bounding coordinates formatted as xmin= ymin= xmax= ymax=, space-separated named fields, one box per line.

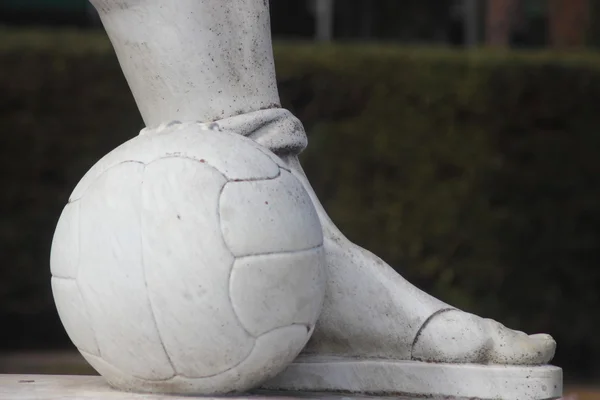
xmin=529 ymin=333 xmax=557 ymax=364
xmin=530 ymin=333 xmax=554 ymax=341
xmin=486 ymin=321 xmax=556 ymax=365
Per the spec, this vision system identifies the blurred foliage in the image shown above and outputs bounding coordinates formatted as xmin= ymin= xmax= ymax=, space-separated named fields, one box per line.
xmin=1 ymin=28 xmax=600 ymax=379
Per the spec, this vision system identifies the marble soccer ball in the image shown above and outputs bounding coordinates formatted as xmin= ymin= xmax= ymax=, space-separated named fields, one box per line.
xmin=50 ymin=121 xmax=326 ymax=395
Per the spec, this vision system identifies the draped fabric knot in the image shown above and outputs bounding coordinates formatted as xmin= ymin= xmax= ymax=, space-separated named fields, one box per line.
xmin=214 ymin=108 xmax=307 ymax=157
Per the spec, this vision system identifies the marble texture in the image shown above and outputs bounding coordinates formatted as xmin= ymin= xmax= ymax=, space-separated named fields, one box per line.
xmin=262 ymin=356 xmax=563 ymax=400
xmin=54 ymin=0 xmax=565 ymax=398
xmin=50 ymin=122 xmax=326 ymax=394
xmin=0 ymin=374 xmax=424 ymax=400
xmin=89 ymin=0 xmax=281 ymax=127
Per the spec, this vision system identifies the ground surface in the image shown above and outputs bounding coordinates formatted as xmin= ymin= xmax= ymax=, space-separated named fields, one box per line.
xmin=0 ymin=352 xmax=594 ymax=399
xmin=1 ymin=374 xmax=427 ymax=400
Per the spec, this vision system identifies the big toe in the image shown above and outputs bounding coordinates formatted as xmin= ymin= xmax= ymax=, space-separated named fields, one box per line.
xmin=486 ymin=322 xmax=556 ymax=365
xmin=530 ymin=333 xmax=554 ymax=342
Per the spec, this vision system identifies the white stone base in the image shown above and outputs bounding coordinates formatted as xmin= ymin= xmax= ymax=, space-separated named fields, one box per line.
xmin=261 ymin=356 xmax=563 ymax=400
xmin=0 ymin=374 xmax=415 ymax=399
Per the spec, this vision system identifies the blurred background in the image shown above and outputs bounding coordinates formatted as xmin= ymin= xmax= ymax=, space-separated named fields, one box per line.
xmin=1 ymin=0 xmax=599 ymax=398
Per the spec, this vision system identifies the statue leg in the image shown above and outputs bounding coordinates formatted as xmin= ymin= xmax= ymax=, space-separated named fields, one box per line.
xmin=91 ymin=0 xmax=560 ymax=397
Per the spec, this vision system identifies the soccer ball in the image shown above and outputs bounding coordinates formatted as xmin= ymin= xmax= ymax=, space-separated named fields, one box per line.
xmin=50 ymin=121 xmax=327 ymax=395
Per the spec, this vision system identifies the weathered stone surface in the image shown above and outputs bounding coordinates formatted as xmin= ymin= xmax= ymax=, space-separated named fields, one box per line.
xmin=0 ymin=374 xmax=416 ymax=400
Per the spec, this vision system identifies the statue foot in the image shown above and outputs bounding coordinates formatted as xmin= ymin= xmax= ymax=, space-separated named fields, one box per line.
xmin=260 ymin=155 xmax=562 ymax=399
xmin=314 ymin=235 xmax=556 ymax=366
xmin=280 ymin=155 xmax=556 ymax=366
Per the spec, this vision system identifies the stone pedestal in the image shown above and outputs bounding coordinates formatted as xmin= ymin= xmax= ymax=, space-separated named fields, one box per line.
xmin=0 ymin=375 xmax=417 ymax=400
xmin=262 ymin=356 xmax=563 ymax=400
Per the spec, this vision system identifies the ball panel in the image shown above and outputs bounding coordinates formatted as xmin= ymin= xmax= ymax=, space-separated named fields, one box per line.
xmin=70 ymin=147 xmax=145 ymax=203
xmin=77 ymin=162 xmax=175 ymax=380
xmin=51 ymin=277 xmax=99 ymax=356
xmin=70 ymin=126 xmax=279 ymax=201
xmin=230 ymin=246 xmax=326 ymax=336
xmin=242 ymin=324 xmax=311 ymax=386
xmin=252 ymin=144 xmax=292 ymax=172
xmin=142 ymin=158 xmax=254 ymax=378
xmin=50 ymin=202 xmax=80 ymax=279
xmin=220 ymin=169 xmax=323 ymax=257
xmin=80 ymin=324 xmax=310 ymax=395
xmin=178 ymin=128 xmax=280 ymax=181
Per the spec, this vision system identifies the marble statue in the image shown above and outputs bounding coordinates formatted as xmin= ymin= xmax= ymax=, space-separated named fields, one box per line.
xmin=50 ymin=0 xmax=563 ymax=399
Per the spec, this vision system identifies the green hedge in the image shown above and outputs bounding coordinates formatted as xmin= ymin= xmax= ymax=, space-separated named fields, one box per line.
xmin=2 ymin=28 xmax=600 ymax=379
